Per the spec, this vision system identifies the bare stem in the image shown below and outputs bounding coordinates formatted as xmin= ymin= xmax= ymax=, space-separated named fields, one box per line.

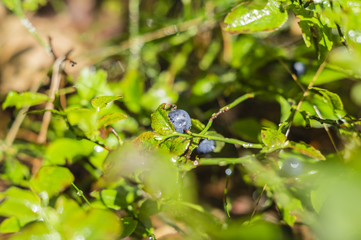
xmin=37 ymin=56 xmax=66 ymax=143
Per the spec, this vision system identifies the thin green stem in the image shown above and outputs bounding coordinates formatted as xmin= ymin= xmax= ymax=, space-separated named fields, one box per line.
xmin=198 ymin=156 xmax=254 ymax=166
xmin=191 ymin=133 xmax=262 ymax=149
xmin=71 ymin=183 xmax=91 ymax=206
xmin=161 ymin=133 xmax=262 ymax=149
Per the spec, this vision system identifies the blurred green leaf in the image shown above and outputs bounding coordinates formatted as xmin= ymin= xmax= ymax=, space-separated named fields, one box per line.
xmin=53 ymin=196 xmax=122 ymax=240
xmin=140 ymin=85 xmax=178 ymax=112
xmin=159 ymin=136 xmax=191 ymax=156
xmin=311 ymin=87 xmax=344 ymax=112
xmin=0 ymin=187 xmax=40 ymax=226
xmin=91 ymin=95 xmax=122 ymax=109
xmin=287 ymin=141 xmax=325 ymax=160
xmin=133 ymin=131 xmax=160 ymax=150
xmin=45 ymin=138 xmax=97 ymax=165
xmin=151 ymin=103 xmax=175 ymax=135
xmin=224 ymin=0 xmax=288 ymax=33
xmin=30 ymin=166 xmax=74 ymax=197
xmin=121 ymin=70 xmax=144 ymax=113
xmin=2 ymin=91 xmax=49 ymax=110
xmin=232 ymin=118 xmax=262 ymax=142
xmin=120 ymin=217 xmax=138 ymax=238
xmin=0 ymin=217 xmax=21 ymax=233
xmin=8 ymin=222 xmax=51 ymax=240
xmin=2 ymin=158 xmax=30 ymax=186
xmin=97 ymin=112 xmax=128 ymax=129
xmin=75 ymin=68 xmax=112 ymax=101
xmin=100 ymin=189 xmax=121 ymax=210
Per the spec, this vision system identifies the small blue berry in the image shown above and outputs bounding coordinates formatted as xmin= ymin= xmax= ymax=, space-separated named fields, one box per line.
xmin=196 ymin=139 xmax=215 ymax=154
xmin=291 ymin=62 xmax=306 ymax=77
xmin=168 ymin=109 xmax=192 ymax=133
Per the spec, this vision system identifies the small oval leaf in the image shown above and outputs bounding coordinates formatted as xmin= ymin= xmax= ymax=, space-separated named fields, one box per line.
xmin=151 ymin=103 xmax=175 ymax=135
xmin=97 ymin=113 xmax=128 ymax=129
xmin=261 ymin=128 xmax=287 ymax=149
xmin=224 ymin=0 xmax=288 ymax=34
xmin=91 ymin=96 xmax=123 ymax=109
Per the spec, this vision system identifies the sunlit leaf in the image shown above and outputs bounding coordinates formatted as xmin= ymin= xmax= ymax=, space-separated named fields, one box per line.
xmin=2 ymin=91 xmax=49 ymax=110
xmin=311 ymin=87 xmax=344 ymax=112
xmin=133 ymin=131 xmax=160 ymax=150
xmin=286 ymin=141 xmax=326 ymax=160
xmin=0 ymin=187 xmax=40 ymax=226
xmin=91 ymin=95 xmax=122 ymax=109
xmin=0 ymin=216 xmax=21 ymax=233
xmin=75 ymin=68 xmax=112 ymax=101
xmin=261 ymin=128 xmax=287 ymax=150
xmin=30 ymin=166 xmax=74 ymax=197
xmin=151 ymin=103 xmax=175 ymax=135
xmin=97 ymin=112 xmax=128 ymax=129
xmin=191 ymin=119 xmax=205 ymax=132
xmin=100 ymin=189 xmax=121 ymax=210
xmin=45 ymin=138 xmax=96 ymax=165
xmin=224 ymin=0 xmax=288 ymax=33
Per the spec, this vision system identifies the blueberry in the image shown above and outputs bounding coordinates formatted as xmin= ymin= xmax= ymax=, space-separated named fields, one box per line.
xmin=280 ymin=158 xmax=303 ymax=177
xmin=291 ymin=62 xmax=306 ymax=77
xmin=168 ymin=109 xmax=192 ymax=133
xmin=196 ymin=139 xmax=215 ymax=154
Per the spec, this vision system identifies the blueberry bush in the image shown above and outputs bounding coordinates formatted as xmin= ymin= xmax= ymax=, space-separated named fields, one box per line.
xmin=1 ymin=0 xmax=361 ymax=239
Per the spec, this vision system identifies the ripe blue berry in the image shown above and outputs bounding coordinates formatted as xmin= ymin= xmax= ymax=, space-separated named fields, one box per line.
xmin=168 ymin=109 xmax=192 ymax=133
xmin=196 ymin=139 xmax=215 ymax=154
xmin=291 ymin=62 xmax=306 ymax=77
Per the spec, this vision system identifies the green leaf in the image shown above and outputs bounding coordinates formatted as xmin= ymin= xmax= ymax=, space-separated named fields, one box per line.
xmin=286 ymin=141 xmax=325 ymax=160
xmin=100 ymin=189 xmax=121 ymax=210
xmin=45 ymin=138 xmax=96 ymax=165
xmin=159 ymin=136 xmax=191 ymax=156
xmin=2 ymin=91 xmax=49 ymax=109
xmin=91 ymin=95 xmax=123 ymax=109
xmin=133 ymin=131 xmax=161 ymax=150
xmin=295 ymin=8 xmax=333 ymax=60
xmin=0 ymin=217 xmax=21 ymax=233
xmin=3 ymin=158 xmax=30 ymax=186
xmin=26 ymin=109 xmax=65 ymax=116
xmin=8 ymin=222 xmax=50 ymax=240
xmin=261 ymin=128 xmax=287 ymax=150
xmin=53 ymin=196 xmax=122 ymax=239
xmin=151 ymin=103 xmax=175 ymax=135
xmin=75 ymin=68 xmax=112 ymax=101
xmin=311 ymin=87 xmax=344 ymax=112
xmin=279 ymin=196 xmax=303 ymax=226
xmin=191 ymin=119 xmax=206 ymax=132
xmin=30 ymin=166 xmax=74 ymax=197
xmin=120 ymin=217 xmax=138 ymax=238
xmin=121 ymin=70 xmax=144 ymax=113
xmin=0 ymin=187 xmax=40 ymax=226
xmin=224 ymin=0 xmax=288 ymax=33
xmin=97 ymin=112 xmax=128 ymax=129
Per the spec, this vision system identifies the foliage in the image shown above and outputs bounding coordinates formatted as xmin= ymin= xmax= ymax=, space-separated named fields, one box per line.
xmin=1 ymin=0 xmax=361 ymax=239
